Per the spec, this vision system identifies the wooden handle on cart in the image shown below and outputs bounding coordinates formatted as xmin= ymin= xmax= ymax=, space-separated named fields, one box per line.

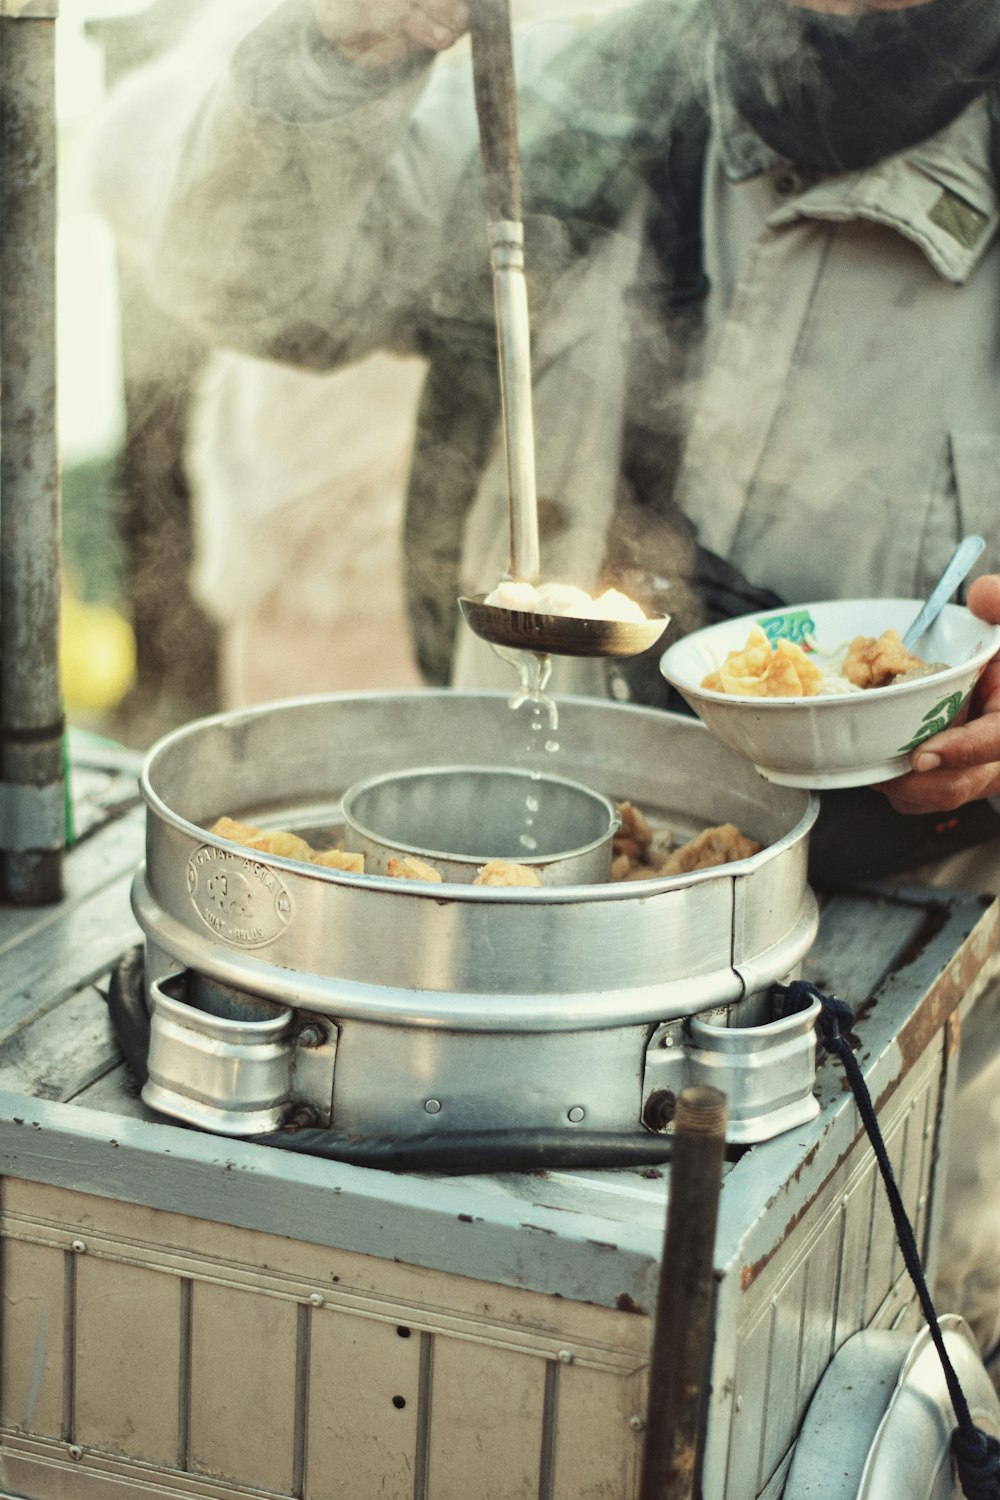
xmin=639 ymin=1086 xmax=729 ymax=1500
xmin=468 ymin=0 xmax=521 ymax=224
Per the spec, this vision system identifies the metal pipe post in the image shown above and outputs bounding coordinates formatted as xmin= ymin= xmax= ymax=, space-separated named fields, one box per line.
xmin=639 ymin=1085 xmax=729 ymax=1500
xmin=0 ymin=0 xmax=65 ymax=904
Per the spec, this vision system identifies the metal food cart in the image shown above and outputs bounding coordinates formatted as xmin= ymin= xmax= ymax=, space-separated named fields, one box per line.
xmin=0 ymin=743 xmax=994 ymax=1498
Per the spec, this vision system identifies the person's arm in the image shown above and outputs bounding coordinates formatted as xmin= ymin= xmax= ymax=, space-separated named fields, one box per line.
xmin=877 ymin=574 xmax=1000 ymax=814
xmin=98 ymin=0 xmax=486 ymax=367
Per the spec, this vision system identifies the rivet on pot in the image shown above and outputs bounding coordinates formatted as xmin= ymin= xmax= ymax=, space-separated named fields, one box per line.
xmin=424 ymin=1099 xmax=442 ymax=1115
xmin=567 ymin=1106 xmax=585 ymax=1123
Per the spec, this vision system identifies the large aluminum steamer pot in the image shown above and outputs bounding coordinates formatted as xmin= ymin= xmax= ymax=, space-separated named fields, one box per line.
xmin=133 ymin=691 xmax=820 ymax=1140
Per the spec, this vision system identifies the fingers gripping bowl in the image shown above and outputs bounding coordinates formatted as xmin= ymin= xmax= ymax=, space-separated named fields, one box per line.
xmin=659 ymin=599 xmax=1000 ymax=789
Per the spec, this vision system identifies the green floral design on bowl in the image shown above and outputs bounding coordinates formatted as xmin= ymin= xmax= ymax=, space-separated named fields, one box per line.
xmin=897 ymin=689 xmax=969 ymax=753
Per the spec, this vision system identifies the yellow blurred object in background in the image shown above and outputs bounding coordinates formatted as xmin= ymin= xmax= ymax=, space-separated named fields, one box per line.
xmin=61 ymin=588 xmax=137 ymax=719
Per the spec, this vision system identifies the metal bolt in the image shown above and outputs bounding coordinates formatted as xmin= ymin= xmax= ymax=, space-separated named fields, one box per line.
xmin=567 ymin=1106 xmax=585 ymax=1123
xmin=642 ymin=1089 xmax=676 ymax=1132
xmin=284 ymin=1104 xmax=322 ymax=1130
xmin=557 ymin=1349 xmax=574 ymax=1364
xmin=424 ymin=1099 xmax=442 ymax=1115
xmin=308 ymin=1293 xmax=324 ymax=1307
xmin=70 ymin=1239 xmax=86 ymax=1254
xmin=67 ymin=1445 xmax=83 ymax=1461
xmin=663 ymin=1034 xmax=675 ymax=1049
xmin=629 ymin=1414 xmax=645 ymax=1432
xmin=297 ymin=1024 xmax=325 ymax=1049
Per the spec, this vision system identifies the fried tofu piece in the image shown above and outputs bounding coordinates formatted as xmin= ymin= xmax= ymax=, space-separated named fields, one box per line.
xmin=701 ymin=626 xmax=823 ymax=698
xmin=245 ymin=829 xmax=317 ymax=862
xmin=623 ymin=861 xmax=673 ymax=881
xmin=210 ymin=816 xmax=315 ymax=862
xmin=661 ymin=823 xmax=762 ymax=875
xmin=842 ymin=628 xmax=926 ymax=689
xmin=472 ymin=859 xmax=543 ymax=888
xmin=209 ymin=815 xmax=263 ymax=844
xmin=611 ymin=801 xmax=676 ymax=879
xmin=312 ymin=848 xmax=365 ymax=873
xmin=386 ymin=855 xmax=443 ymax=882
xmin=613 ymin=800 xmax=654 ymax=865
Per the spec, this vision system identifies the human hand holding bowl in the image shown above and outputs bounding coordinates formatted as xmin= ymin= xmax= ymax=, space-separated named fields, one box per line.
xmin=876 ymin=575 xmax=1000 ymax=815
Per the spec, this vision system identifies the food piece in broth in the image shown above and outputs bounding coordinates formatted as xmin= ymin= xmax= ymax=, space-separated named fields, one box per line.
xmin=210 ymin=815 xmax=264 ymax=844
xmin=485 ymin=579 xmax=648 ymax=623
xmin=613 ymin=800 xmax=655 ymax=865
xmin=472 ymin=859 xmax=543 ymax=887
xmin=661 ymin=823 xmax=762 ymax=875
xmin=244 ymin=829 xmax=317 ymax=861
xmin=209 ymin=815 xmax=366 ymax=872
xmin=841 ymin=628 xmax=930 ymax=689
xmin=701 ymin=626 xmax=823 ymax=698
xmin=386 ymin=855 xmax=444 ymax=882
xmin=312 ymin=848 xmax=365 ymax=873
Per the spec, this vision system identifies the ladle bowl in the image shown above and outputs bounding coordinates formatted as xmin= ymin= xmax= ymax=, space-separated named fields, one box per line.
xmin=459 ymin=593 xmax=671 ymax=658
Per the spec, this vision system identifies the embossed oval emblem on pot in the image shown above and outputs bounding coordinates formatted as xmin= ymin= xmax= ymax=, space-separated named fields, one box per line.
xmin=187 ymin=846 xmax=292 ymax=947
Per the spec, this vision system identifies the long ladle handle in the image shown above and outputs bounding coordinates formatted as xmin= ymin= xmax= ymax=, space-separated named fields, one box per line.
xmin=468 ymin=0 xmax=540 ymax=585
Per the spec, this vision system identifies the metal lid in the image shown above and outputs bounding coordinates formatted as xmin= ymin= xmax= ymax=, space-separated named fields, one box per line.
xmin=784 ymin=1315 xmax=1000 ymax=1500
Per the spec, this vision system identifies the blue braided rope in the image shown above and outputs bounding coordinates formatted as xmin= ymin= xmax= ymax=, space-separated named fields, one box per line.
xmin=779 ymin=979 xmax=1000 ymax=1500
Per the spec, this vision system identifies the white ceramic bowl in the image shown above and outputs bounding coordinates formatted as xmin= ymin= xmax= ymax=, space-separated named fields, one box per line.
xmin=659 ymin=598 xmax=1000 ymax=788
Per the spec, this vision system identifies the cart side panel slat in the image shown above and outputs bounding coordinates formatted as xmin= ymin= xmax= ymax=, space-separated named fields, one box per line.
xmin=74 ymin=1256 xmax=181 ymax=1465
xmin=835 ymin=1164 xmax=876 ymax=1348
xmin=899 ymin=1088 xmax=933 ymax=1279
xmin=306 ymin=1308 xmax=421 ymax=1499
xmin=188 ymin=1280 xmax=298 ymax=1492
xmin=864 ymin=1108 xmax=909 ymax=1325
xmin=426 ymin=1337 xmax=546 ymax=1499
xmin=759 ymin=1254 xmax=807 ymax=1482
xmin=726 ymin=1305 xmax=772 ymax=1500
xmin=0 ymin=1238 xmax=64 ymax=1438
xmin=551 ymin=1361 xmax=645 ymax=1500
xmin=796 ymin=1199 xmax=840 ymax=1411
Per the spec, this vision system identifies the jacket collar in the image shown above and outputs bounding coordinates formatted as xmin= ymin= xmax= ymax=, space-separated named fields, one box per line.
xmin=708 ymin=34 xmax=999 ymax=284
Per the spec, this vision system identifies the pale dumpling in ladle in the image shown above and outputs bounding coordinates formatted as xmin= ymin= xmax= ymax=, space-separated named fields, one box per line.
xmin=485 ymin=579 xmax=648 ymax=623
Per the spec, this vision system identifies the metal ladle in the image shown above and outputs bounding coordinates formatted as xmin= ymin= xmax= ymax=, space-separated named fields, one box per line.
xmin=456 ymin=0 xmax=670 ymax=660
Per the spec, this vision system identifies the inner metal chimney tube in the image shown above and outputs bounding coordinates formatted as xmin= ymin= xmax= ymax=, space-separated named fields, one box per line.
xmin=0 ymin=0 xmax=65 ymax=904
